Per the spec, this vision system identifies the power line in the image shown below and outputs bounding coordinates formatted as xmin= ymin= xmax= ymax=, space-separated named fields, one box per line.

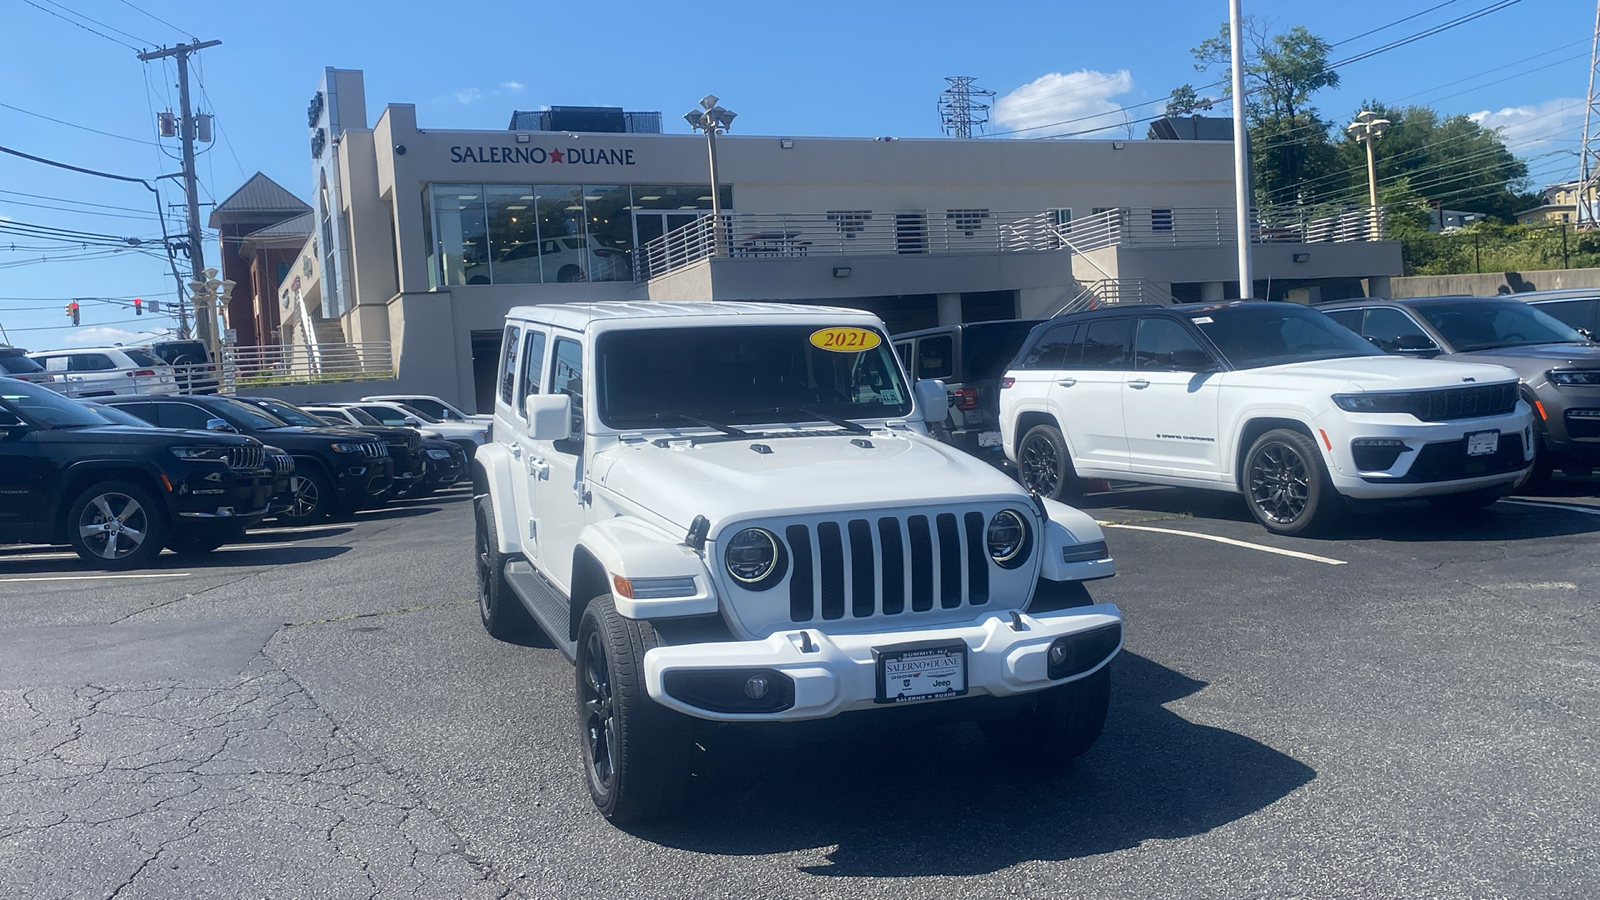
xmin=1331 ymin=0 xmax=1468 ymax=47
xmin=115 ymin=0 xmax=191 ymax=37
xmin=0 ymin=188 xmax=161 ymax=216
xmin=37 ymin=0 xmax=156 ymax=46
xmin=19 ymin=0 xmax=139 ymax=50
xmin=0 ymin=101 xmax=160 ymax=146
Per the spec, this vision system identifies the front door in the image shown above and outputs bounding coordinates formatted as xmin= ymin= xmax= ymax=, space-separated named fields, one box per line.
xmin=1052 ymin=317 xmax=1132 ymax=473
xmin=528 ymin=333 xmax=588 ymax=594
xmin=511 ymin=328 xmax=549 ymax=560
xmin=1123 ymin=317 xmax=1223 ymax=480
xmin=0 ymin=408 xmax=46 ymax=534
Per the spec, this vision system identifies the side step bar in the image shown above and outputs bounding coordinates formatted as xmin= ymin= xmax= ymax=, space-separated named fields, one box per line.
xmin=504 ymin=559 xmax=577 ymax=662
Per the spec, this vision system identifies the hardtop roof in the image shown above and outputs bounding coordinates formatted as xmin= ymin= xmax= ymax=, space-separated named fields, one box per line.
xmin=503 ymin=301 xmax=883 ymax=332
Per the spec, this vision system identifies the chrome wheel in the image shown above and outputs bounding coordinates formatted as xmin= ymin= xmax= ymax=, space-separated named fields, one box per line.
xmin=579 ymin=631 xmax=618 ymax=793
xmin=1020 ymin=434 xmax=1060 ymax=497
xmin=77 ymin=492 xmax=149 ymax=561
xmin=287 ymin=475 xmax=320 ymax=519
xmin=1248 ymin=441 xmax=1311 ymax=525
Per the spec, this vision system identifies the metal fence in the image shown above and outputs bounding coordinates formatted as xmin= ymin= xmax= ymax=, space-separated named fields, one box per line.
xmin=1064 ymin=205 xmax=1384 ymax=253
xmin=50 ymin=341 xmax=393 ymax=400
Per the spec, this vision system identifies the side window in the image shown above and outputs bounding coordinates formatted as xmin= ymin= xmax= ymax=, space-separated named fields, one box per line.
xmin=1324 ymin=309 xmax=1362 ymax=333
xmin=156 ymin=403 xmax=215 ymax=430
xmin=1019 ymin=324 xmax=1079 ymax=370
xmin=1361 ymin=307 xmax=1436 ymax=353
xmin=893 ymin=341 xmax=911 ymax=367
xmin=516 ymin=329 xmax=548 ymax=416
xmin=1534 ymin=300 xmax=1597 ymax=333
xmin=112 ymin=402 xmax=158 ymax=424
xmin=498 ymin=325 xmax=522 ymax=407
xmin=42 ymin=357 xmax=68 ymax=372
xmin=1081 ymin=319 xmax=1133 ymax=370
xmin=549 ymin=337 xmax=584 ymax=443
xmin=916 ymin=335 xmax=954 ymax=380
xmin=71 ymin=354 xmax=115 ymax=372
xmin=1135 ymin=318 xmax=1212 ymax=371
xmin=358 ymin=405 xmax=408 ymax=426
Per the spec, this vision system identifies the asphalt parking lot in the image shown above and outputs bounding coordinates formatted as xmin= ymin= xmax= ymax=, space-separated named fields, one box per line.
xmin=1 ymin=480 xmax=1596 ymax=899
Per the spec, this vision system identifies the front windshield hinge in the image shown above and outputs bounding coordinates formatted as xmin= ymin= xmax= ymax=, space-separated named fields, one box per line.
xmin=684 ymin=515 xmax=710 ymax=551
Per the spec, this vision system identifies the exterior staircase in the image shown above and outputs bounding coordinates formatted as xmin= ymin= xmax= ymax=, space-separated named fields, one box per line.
xmin=1053 ymin=278 xmax=1177 ymax=316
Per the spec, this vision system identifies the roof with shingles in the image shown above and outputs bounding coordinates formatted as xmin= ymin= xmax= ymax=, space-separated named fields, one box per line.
xmin=208 ymin=173 xmax=310 ymax=227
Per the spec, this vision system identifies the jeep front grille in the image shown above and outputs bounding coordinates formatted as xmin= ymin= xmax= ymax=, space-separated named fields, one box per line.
xmin=226 ymin=445 xmax=264 ymax=470
xmin=784 ymin=512 xmax=994 ymax=623
xmin=269 ymin=452 xmax=295 ymax=475
xmin=354 ymin=441 xmax=388 ymax=458
xmin=1410 ymin=382 xmax=1518 ymax=421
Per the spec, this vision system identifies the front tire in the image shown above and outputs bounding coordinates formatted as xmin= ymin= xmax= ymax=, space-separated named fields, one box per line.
xmin=474 ymin=494 xmax=535 ymax=641
xmin=576 ymin=595 xmax=691 ymax=824
xmin=1017 ymin=423 xmax=1085 ymax=501
xmin=1242 ymin=428 xmax=1345 ymax=536
xmin=981 ymin=665 xmax=1111 ymax=763
xmin=66 ymin=480 xmax=169 ymax=569
xmin=278 ymin=467 xmax=335 ymax=525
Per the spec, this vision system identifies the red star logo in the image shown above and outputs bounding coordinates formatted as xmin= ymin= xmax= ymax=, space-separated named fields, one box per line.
xmin=548 ymin=147 xmax=564 ymax=163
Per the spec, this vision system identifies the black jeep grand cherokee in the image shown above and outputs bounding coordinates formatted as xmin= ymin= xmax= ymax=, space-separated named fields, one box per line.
xmin=105 ymin=394 xmax=394 ymax=524
xmin=0 ymin=380 xmax=274 ymax=568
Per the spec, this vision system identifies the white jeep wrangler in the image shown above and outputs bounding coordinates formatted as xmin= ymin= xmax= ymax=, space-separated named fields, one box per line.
xmin=472 ymin=301 xmax=1122 ymax=823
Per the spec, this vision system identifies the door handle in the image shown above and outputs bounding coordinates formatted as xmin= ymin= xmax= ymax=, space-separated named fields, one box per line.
xmin=1127 ymin=378 xmax=1150 ymax=388
xmin=1056 ymin=378 xmax=1077 ymax=387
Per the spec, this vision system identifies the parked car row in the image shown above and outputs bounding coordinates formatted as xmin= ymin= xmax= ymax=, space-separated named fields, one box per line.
xmin=896 ymin=292 xmax=1598 ymax=537
xmin=0 ymin=383 xmax=471 ymax=569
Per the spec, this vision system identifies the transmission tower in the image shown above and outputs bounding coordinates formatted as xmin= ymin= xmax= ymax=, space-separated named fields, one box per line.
xmin=938 ymin=76 xmax=996 ymax=138
xmin=1578 ymin=0 xmax=1600 ymax=228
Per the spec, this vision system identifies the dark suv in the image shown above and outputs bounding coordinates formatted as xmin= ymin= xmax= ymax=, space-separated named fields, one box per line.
xmin=1321 ymin=295 xmax=1600 ymax=482
xmin=237 ymin=397 xmax=426 ymax=499
xmin=892 ymin=319 xmax=1042 ymax=464
xmin=104 ymin=395 xmax=394 ymax=523
xmin=1 ymin=346 xmax=53 ymax=387
xmin=1 ymin=380 xmax=275 ymax=567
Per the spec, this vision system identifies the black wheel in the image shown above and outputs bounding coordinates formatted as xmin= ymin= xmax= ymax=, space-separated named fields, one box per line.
xmin=557 ymin=265 xmax=583 ymax=283
xmin=166 ymin=523 xmax=244 ymax=555
xmin=1017 ymin=423 xmax=1085 ymax=501
xmin=1427 ymin=487 xmax=1505 ymax=512
xmin=980 ymin=665 xmax=1111 ymax=763
xmin=278 ymin=466 xmax=335 ymax=525
xmin=1517 ymin=434 xmax=1555 ymax=492
xmin=66 ymin=480 xmax=168 ymax=569
xmin=576 ymin=594 xmax=691 ymax=824
xmin=1243 ymin=428 xmax=1345 ymax=536
xmin=475 ymin=494 xmax=535 ymax=641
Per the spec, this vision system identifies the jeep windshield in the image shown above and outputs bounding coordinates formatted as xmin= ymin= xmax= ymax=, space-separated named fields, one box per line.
xmin=0 ymin=379 xmax=107 ymax=427
xmin=1186 ymin=303 xmax=1384 ymax=369
xmin=597 ymin=325 xmax=912 ymax=430
xmin=1411 ymin=299 xmax=1586 ymax=351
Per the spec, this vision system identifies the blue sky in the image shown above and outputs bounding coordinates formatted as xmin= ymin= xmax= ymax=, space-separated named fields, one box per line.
xmin=0 ymin=0 xmax=1588 ymax=349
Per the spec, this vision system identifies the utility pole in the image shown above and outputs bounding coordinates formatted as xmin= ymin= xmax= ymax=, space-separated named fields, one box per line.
xmin=1229 ymin=0 xmax=1253 ymax=298
xmin=137 ymin=39 xmax=221 ymax=349
xmin=1577 ymin=0 xmax=1600 ymax=228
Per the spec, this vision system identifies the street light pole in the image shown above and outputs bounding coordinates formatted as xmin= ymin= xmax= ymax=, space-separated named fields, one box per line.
xmin=1229 ymin=0 xmax=1253 ymax=298
xmin=685 ymin=95 xmax=737 ymax=257
xmin=1348 ymin=110 xmax=1391 ymax=240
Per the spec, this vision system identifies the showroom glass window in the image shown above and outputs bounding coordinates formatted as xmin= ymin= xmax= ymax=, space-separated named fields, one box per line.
xmin=427 ymin=184 xmax=729 ymax=287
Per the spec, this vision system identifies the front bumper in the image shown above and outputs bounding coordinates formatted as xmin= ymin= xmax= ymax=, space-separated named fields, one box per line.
xmin=643 ymin=603 xmax=1122 ymax=722
xmin=166 ymin=463 xmax=275 ymax=522
xmin=1318 ymin=406 xmax=1534 ymax=499
xmin=332 ymin=457 xmax=394 ymax=500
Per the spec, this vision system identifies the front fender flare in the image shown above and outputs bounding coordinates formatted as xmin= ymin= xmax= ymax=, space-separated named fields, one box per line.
xmin=578 ymin=518 xmax=718 ymax=620
xmin=1037 ymin=496 xmax=1115 ymax=581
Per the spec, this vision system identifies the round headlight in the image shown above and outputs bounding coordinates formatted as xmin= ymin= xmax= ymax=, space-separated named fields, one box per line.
xmin=725 ymin=528 xmax=787 ymax=589
xmin=987 ymin=510 xmax=1031 ymax=568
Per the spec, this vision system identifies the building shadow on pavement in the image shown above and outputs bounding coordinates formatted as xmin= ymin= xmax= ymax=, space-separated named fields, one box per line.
xmin=633 ymin=652 xmax=1315 ymax=876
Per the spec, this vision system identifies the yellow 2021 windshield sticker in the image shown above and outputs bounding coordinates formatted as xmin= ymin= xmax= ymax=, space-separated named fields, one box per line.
xmin=809 ymin=327 xmax=882 ymax=352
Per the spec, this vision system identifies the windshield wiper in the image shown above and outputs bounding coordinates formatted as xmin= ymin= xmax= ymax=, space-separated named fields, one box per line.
xmin=629 ymin=411 xmax=751 ymax=437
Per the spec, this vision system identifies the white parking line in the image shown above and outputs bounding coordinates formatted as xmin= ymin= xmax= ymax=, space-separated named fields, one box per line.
xmin=1097 ymin=521 xmax=1348 ymax=566
xmin=0 ymin=573 xmax=192 ymax=584
xmin=1500 ymin=499 xmax=1600 ymax=516
xmin=0 ymin=540 xmax=303 ymax=562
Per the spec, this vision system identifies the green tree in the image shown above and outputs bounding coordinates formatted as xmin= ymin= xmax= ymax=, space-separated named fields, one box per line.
xmin=1185 ymin=18 xmax=1342 ymax=206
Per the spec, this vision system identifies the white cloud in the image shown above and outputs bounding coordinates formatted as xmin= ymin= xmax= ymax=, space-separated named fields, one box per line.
xmin=1468 ymin=98 xmax=1584 ymax=152
xmin=501 ymin=81 xmax=525 ymax=92
xmin=453 ymin=87 xmax=483 ymax=105
xmin=993 ymin=69 xmax=1136 ymax=138
xmin=57 ymin=326 xmax=172 ymax=348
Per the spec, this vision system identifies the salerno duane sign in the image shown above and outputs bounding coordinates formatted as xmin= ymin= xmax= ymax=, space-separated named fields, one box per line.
xmin=449 ymin=145 xmax=635 ymax=166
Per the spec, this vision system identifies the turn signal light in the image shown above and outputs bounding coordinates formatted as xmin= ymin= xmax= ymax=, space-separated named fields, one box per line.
xmin=1000 ymin=377 xmax=1015 ymax=389
xmin=127 ymin=369 xmax=156 ymax=378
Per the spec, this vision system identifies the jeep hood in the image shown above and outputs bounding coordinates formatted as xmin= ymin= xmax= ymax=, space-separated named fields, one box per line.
xmin=1235 ymin=355 xmax=1520 ymax=391
xmin=1450 ymin=343 xmax=1600 ymax=373
xmin=596 ymin=431 xmax=1030 ymax=533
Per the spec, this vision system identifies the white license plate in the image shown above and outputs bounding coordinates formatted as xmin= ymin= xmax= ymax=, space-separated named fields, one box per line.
xmin=978 ymin=431 xmax=1002 ymax=448
xmin=876 ymin=642 xmax=967 ymax=704
xmin=1466 ymin=430 xmax=1499 ymax=457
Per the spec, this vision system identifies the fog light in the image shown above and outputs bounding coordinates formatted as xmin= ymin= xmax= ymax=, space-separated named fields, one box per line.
xmin=663 ymin=668 xmax=795 ymax=714
xmin=1351 ymin=438 xmax=1410 ymax=471
xmin=1048 ymin=644 xmax=1068 ymax=666
xmin=744 ymin=675 xmax=769 ymax=699
xmin=1047 ymin=622 xmax=1123 ymax=680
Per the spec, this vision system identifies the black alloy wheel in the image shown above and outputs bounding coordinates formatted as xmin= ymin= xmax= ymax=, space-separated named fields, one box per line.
xmin=280 ymin=468 xmax=334 ymax=524
xmin=579 ymin=628 xmax=619 ymax=796
xmin=1243 ymin=428 xmax=1343 ymax=536
xmin=1018 ymin=423 xmax=1084 ymax=501
xmin=474 ymin=495 xmax=534 ymax=641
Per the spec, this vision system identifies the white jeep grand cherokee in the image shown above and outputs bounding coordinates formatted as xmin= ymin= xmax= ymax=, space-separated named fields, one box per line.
xmin=474 ymin=301 xmax=1120 ymax=823
xmin=1001 ymin=301 xmax=1535 ymax=536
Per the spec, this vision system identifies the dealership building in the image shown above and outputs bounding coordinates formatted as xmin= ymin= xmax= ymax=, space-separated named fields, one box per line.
xmin=272 ymin=68 xmax=1402 ymax=412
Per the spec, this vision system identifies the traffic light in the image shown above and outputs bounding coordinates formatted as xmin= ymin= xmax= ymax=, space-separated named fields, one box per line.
xmin=66 ymin=301 xmax=80 ymax=326
xmin=133 ymin=298 xmax=143 ymax=316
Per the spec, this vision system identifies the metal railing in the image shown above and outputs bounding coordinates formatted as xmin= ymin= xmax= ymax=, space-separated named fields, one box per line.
xmin=636 ymin=210 xmax=1066 ymax=280
xmin=1064 ymin=205 xmax=1385 ymax=253
xmin=1054 ymin=278 xmax=1178 ymax=317
xmin=49 ymin=341 xmax=394 ymax=399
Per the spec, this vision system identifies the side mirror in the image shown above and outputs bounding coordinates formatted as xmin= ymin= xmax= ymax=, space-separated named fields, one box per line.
xmin=0 ymin=421 xmax=29 ymax=439
xmin=205 ymin=418 xmax=237 ymax=433
xmin=914 ymin=379 xmax=949 ymax=424
xmin=1395 ymin=334 xmax=1439 ymax=353
xmin=525 ymin=394 xmax=572 ymax=441
xmin=403 ymin=416 xmax=424 ymax=427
